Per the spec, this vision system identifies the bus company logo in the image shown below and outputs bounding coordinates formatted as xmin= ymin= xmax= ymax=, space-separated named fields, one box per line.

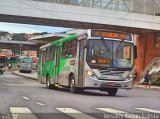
xmin=70 ymin=60 xmax=75 ymax=65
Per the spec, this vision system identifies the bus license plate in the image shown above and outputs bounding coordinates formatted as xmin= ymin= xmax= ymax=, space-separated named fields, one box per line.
xmin=107 ymin=82 xmax=115 ymax=86
xmin=102 ymin=82 xmax=115 ymax=86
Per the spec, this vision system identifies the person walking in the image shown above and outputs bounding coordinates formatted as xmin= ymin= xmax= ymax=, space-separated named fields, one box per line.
xmin=144 ymin=70 xmax=151 ymax=87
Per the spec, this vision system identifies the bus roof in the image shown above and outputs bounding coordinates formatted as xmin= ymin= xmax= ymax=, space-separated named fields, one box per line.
xmin=40 ymin=34 xmax=78 ymax=50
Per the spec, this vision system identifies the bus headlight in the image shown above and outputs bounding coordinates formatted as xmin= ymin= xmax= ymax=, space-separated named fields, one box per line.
xmin=85 ymin=70 xmax=96 ymax=78
xmin=125 ymin=73 xmax=134 ymax=80
xmin=129 ymin=74 xmax=133 ymax=79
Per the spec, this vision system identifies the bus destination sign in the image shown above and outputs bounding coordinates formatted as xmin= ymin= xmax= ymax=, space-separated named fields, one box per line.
xmin=91 ymin=30 xmax=132 ymax=41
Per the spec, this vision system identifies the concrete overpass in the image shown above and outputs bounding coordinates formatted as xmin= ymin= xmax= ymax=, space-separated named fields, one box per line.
xmin=0 ymin=40 xmax=39 ymax=53
xmin=0 ymin=33 xmax=67 ymax=53
xmin=0 ymin=0 xmax=160 ymax=34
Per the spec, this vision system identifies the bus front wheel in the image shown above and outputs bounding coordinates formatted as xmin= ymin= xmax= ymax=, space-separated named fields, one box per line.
xmin=69 ymin=75 xmax=76 ymax=93
xmin=46 ymin=75 xmax=52 ymax=89
xmin=108 ymin=88 xmax=118 ymax=96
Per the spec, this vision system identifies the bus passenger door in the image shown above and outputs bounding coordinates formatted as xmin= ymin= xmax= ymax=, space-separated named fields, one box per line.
xmin=54 ymin=47 xmax=60 ymax=83
xmin=78 ymin=40 xmax=84 ymax=86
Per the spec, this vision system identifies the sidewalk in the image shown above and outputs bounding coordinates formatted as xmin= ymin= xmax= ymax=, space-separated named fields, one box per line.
xmin=12 ymin=70 xmax=160 ymax=90
xmin=12 ymin=70 xmax=38 ymax=80
xmin=134 ymin=84 xmax=160 ymax=90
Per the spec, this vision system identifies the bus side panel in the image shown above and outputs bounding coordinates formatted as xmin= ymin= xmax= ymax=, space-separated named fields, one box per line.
xmin=58 ymin=57 xmax=78 ymax=86
xmin=55 ymin=46 xmax=69 ymax=86
xmin=57 ymin=40 xmax=79 ymax=86
xmin=47 ymin=61 xmax=55 ymax=84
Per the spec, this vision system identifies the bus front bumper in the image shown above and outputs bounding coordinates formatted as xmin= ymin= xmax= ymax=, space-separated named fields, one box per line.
xmin=83 ymin=76 xmax=133 ymax=90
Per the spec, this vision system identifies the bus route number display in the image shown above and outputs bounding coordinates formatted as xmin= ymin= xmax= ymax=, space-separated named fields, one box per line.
xmin=97 ymin=59 xmax=111 ymax=64
xmin=91 ymin=30 xmax=131 ymax=41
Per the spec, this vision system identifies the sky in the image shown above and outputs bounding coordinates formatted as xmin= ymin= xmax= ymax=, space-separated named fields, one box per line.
xmin=0 ymin=22 xmax=70 ymax=34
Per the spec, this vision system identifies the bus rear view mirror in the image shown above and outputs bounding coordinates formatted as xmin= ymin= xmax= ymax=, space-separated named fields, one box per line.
xmin=134 ymin=45 xmax=137 ymax=59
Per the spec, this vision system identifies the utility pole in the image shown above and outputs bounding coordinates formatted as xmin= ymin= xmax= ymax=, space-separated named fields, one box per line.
xmin=19 ymin=44 xmax=23 ymax=56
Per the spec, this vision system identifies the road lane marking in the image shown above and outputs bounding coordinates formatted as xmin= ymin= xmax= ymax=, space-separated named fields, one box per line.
xmin=135 ymin=108 xmax=160 ymax=113
xmin=22 ymin=96 xmax=30 ymax=100
xmin=1 ymin=87 xmax=5 ymax=89
xmin=56 ymin=108 xmax=97 ymax=119
xmin=10 ymin=107 xmax=32 ymax=113
xmin=95 ymin=108 xmax=140 ymax=119
xmin=35 ymin=102 xmax=45 ymax=106
xmin=10 ymin=107 xmax=37 ymax=119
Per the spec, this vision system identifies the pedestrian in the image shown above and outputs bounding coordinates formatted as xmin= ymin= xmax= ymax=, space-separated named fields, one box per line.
xmin=144 ymin=70 xmax=151 ymax=87
xmin=133 ymin=70 xmax=137 ymax=81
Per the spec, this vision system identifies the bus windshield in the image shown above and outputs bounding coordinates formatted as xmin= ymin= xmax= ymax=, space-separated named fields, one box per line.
xmin=87 ymin=39 xmax=134 ymax=68
xmin=7 ymin=57 xmax=17 ymax=63
xmin=20 ymin=58 xmax=32 ymax=63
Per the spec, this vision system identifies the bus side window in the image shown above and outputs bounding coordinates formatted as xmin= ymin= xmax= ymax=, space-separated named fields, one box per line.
xmin=46 ymin=47 xmax=50 ymax=61
xmin=50 ymin=46 xmax=55 ymax=61
xmin=70 ymin=39 xmax=77 ymax=58
xmin=42 ymin=51 xmax=46 ymax=63
xmin=62 ymin=42 xmax=69 ymax=58
xmin=62 ymin=39 xmax=77 ymax=58
xmin=38 ymin=50 xmax=42 ymax=61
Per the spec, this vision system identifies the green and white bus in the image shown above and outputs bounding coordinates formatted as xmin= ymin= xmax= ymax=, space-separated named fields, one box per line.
xmin=38 ymin=29 xmax=136 ymax=96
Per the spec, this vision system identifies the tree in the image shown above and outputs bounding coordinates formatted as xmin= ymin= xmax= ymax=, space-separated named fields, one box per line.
xmin=0 ymin=31 xmax=10 ymax=36
xmin=33 ymin=32 xmax=48 ymax=35
xmin=12 ymin=33 xmax=27 ymax=41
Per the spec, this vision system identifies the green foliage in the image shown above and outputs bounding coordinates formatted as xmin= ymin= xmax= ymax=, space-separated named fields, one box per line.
xmin=0 ymin=31 xmax=9 ymax=36
xmin=12 ymin=33 xmax=27 ymax=41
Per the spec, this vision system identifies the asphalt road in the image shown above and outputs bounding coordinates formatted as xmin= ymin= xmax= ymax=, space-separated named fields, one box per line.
xmin=0 ymin=72 xmax=160 ymax=119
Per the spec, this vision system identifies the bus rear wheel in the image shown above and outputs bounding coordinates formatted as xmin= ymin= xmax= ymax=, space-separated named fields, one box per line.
xmin=108 ymin=88 xmax=118 ymax=96
xmin=69 ymin=75 xmax=76 ymax=93
xmin=46 ymin=75 xmax=52 ymax=89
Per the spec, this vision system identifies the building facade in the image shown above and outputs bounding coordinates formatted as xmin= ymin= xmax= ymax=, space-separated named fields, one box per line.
xmin=135 ymin=31 xmax=160 ymax=81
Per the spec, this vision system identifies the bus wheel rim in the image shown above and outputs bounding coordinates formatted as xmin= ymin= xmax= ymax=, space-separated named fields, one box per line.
xmin=47 ymin=77 xmax=50 ymax=87
xmin=70 ymin=79 xmax=75 ymax=88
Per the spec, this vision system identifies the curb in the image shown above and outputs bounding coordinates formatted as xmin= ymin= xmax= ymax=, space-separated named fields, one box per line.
xmin=133 ymin=85 xmax=160 ymax=90
xmin=12 ymin=71 xmax=38 ymax=80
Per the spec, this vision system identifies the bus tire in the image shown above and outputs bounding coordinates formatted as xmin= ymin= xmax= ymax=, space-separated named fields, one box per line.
xmin=108 ymin=88 xmax=118 ymax=96
xmin=46 ymin=75 xmax=52 ymax=89
xmin=0 ymin=72 xmax=3 ymax=74
xmin=69 ymin=75 xmax=76 ymax=93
